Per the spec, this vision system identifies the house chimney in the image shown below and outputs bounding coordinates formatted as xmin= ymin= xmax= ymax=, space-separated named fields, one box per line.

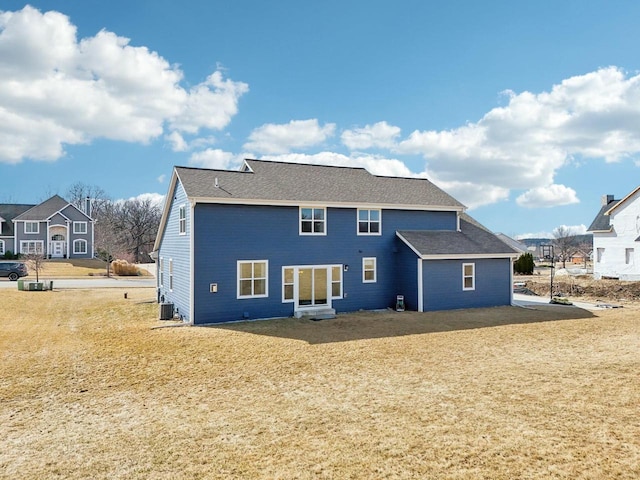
xmin=601 ymin=194 xmax=614 ymax=206
xmin=85 ymin=196 xmax=92 ymax=217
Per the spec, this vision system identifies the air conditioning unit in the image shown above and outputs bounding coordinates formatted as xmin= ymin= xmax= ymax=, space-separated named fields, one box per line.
xmin=159 ymin=302 xmax=174 ymax=320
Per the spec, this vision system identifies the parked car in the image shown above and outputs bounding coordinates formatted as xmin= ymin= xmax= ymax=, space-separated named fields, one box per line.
xmin=0 ymin=261 xmax=28 ymax=281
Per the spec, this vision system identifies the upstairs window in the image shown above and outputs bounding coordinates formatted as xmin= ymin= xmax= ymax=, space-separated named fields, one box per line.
xmin=25 ymin=222 xmax=39 ymax=234
xmin=73 ymin=222 xmax=87 ymax=234
xmin=179 ymin=205 xmax=186 ymax=235
xmin=463 ymin=263 xmax=475 ymax=291
xmin=358 ymin=209 xmax=381 ymax=235
xmin=300 ymin=207 xmax=326 ymax=235
xmin=238 ymin=260 xmax=268 ymax=298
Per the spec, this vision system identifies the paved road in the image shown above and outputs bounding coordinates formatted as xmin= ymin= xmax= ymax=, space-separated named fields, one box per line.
xmin=0 ymin=277 xmax=156 ymax=289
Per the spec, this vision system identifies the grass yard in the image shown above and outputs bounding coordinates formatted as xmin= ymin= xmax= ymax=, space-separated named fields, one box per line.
xmin=1 ymin=288 xmax=639 ymax=479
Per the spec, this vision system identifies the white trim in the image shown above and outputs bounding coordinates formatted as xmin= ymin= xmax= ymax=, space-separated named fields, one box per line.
xmin=417 ymin=259 xmax=423 ymax=312
xmin=178 ymin=204 xmax=187 ymax=235
xmin=356 ymin=208 xmax=382 ymax=236
xmin=20 ymin=240 xmax=44 ymax=254
xmin=282 ymin=266 xmax=295 ymax=303
xmin=299 ymin=206 xmax=327 ymax=236
xmin=0 ymin=239 xmax=4 ymax=255
xmin=509 ymin=257 xmax=514 ymax=305
xmin=169 ymin=258 xmax=174 ymax=291
xmin=73 ymin=239 xmax=87 ymax=254
xmin=362 ymin=257 xmax=377 ymax=283
xmin=159 ymin=257 xmax=164 ymax=288
xmin=422 ymin=253 xmax=517 ymax=260
xmin=191 ymin=195 xmax=465 ymax=213
xmin=24 ymin=221 xmax=39 ymax=234
xmin=462 ymin=263 xmax=475 ymax=291
xmin=73 ymin=221 xmax=88 ymax=234
xmin=189 ymin=202 xmax=195 ymax=324
xmin=237 ymin=260 xmax=269 ymax=299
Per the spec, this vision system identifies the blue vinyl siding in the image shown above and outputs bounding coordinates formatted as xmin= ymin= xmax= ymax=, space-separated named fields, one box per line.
xmin=422 ymin=258 xmax=512 ymax=311
xmin=191 ymin=204 xmax=458 ymax=324
xmin=395 ymin=238 xmax=419 ymax=311
xmin=157 ymin=182 xmax=191 ymax=321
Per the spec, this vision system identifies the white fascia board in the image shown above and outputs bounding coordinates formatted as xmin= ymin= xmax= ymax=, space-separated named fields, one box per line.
xmin=395 ymin=232 xmax=422 ymax=257
xmin=153 ymin=170 xmax=180 ymax=251
xmin=189 ymin=196 xmax=465 ymax=213
xmin=606 ymin=186 xmax=640 ymax=215
xmin=420 ymin=253 xmax=519 ymax=260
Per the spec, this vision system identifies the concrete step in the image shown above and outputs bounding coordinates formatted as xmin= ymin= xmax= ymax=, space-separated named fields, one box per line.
xmin=295 ymin=307 xmax=336 ymax=320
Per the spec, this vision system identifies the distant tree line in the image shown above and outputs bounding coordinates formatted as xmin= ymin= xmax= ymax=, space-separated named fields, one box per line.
xmin=66 ymin=182 xmax=162 ymax=265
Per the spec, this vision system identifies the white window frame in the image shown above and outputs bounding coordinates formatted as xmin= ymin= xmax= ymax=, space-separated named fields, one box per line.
xmin=159 ymin=257 xmax=164 ymax=288
xmin=357 ymin=209 xmax=381 ymax=236
xmin=299 ymin=207 xmax=326 ymax=236
xmin=237 ymin=260 xmax=269 ymax=299
xmin=169 ymin=259 xmax=174 ymax=291
xmin=179 ymin=205 xmax=186 ymax=235
xmin=596 ymin=248 xmax=604 ymax=263
xmin=20 ymin=240 xmax=44 ymax=255
xmin=362 ymin=257 xmax=377 ymax=283
xmin=73 ymin=221 xmax=88 ymax=234
xmin=625 ymin=248 xmax=634 ymax=265
xmin=281 ymin=264 xmax=343 ymax=304
xmin=73 ymin=239 xmax=87 ymax=254
xmin=463 ymin=263 xmax=475 ymax=291
xmin=0 ymin=239 xmax=4 ymax=255
xmin=24 ymin=222 xmax=39 ymax=234
xmin=282 ymin=267 xmax=295 ymax=303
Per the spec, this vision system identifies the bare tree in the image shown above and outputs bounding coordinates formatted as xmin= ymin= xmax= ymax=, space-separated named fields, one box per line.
xmin=117 ymin=198 xmax=162 ymax=263
xmin=66 ymin=182 xmax=110 ymax=217
xmin=24 ymin=252 xmax=47 ymax=283
xmin=553 ymin=226 xmax=579 ymax=268
xmin=94 ymin=202 xmax=127 ymax=277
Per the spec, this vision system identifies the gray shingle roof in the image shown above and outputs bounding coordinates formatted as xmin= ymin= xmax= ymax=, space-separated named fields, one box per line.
xmin=175 ymin=159 xmax=465 ymax=209
xmin=14 ymin=195 xmax=70 ymax=221
xmin=587 ymin=200 xmax=620 ymax=232
xmin=0 ymin=204 xmax=34 ymax=237
xmin=398 ymin=215 xmax=519 ymax=257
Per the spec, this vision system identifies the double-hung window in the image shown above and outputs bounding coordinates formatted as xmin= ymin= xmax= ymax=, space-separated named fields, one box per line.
xmin=300 ymin=207 xmax=326 ymax=235
xmin=463 ymin=263 xmax=475 ymax=291
xmin=238 ymin=260 xmax=268 ymax=298
xmin=20 ymin=241 xmax=44 ymax=254
xmin=25 ymin=222 xmax=39 ymax=234
xmin=73 ymin=222 xmax=87 ymax=234
xmin=179 ymin=205 xmax=186 ymax=235
xmin=363 ymin=257 xmax=377 ymax=283
xmin=358 ymin=209 xmax=381 ymax=235
xmin=73 ymin=239 xmax=87 ymax=254
xmin=159 ymin=258 xmax=164 ymax=287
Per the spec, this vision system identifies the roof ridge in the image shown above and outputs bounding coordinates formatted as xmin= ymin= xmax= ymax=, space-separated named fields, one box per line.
xmin=245 ymin=158 xmax=369 ymax=172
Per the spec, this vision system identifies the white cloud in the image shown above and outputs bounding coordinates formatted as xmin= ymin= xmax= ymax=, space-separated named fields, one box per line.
xmin=516 ymin=224 xmax=587 ymax=240
xmin=553 ymin=224 xmax=587 ymax=236
xmin=260 ymin=152 xmax=415 ymax=177
xmin=393 ymin=67 xmax=640 ymax=207
xmin=157 ymin=174 xmax=166 ymax=183
xmin=166 ymin=131 xmax=188 ymax=152
xmin=0 ymin=6 xmax=248 ymax=164
xmin=243 ymin=119 xmax=335 ymax=154
xmin=516 ymin=184 xmax=579 ymax=208
xmin=189 ymin=149 xmax=246 ymax=170
xmin=341 ymin=121 xmax=401 ymax=150
xmin=124 ymin=192 xmax=165 ymax=207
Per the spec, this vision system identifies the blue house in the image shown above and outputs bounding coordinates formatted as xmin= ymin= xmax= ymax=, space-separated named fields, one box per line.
xmin=153 ymin=159 xmax=518 ymax=324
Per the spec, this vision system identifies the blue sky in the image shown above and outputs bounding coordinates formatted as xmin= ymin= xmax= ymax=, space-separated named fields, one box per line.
xmin=2 ymin=1 xmax=640 ymax=239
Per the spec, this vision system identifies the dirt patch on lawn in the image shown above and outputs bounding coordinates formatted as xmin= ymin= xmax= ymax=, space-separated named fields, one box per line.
xmin=518 ymin=274 xmax=640 ymax=303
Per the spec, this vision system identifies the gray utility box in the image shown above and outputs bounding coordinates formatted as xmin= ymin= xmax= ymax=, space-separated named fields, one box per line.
xmin=159 ymin=302 xmax=174 ymax=320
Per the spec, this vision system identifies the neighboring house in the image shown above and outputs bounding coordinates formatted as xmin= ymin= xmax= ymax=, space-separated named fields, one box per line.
xmin=0 ymin=195 xmax=95 ymax=259
xmin=588 ymin=190 xmax=640 ymax=280
xmin=153 ymin=159 xmax=518 ymax=324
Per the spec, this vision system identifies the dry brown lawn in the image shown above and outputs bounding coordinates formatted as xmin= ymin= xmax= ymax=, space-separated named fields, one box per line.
xmin=1 ymin=288 xmax=639 ymax=479
xmin=23 ymin=259 xmax=150 ymax=279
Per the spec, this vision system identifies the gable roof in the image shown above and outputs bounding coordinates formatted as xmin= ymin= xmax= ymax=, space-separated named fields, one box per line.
xmin=587 ymin=199 xmax=620 ymax=232
xmin=605 ymin=185 xmax=640 ymax=216
xmin=13 ymin=195 xmax=92 ymax=222
xmin=175 ymin=159 xmax=465 ymax=210
xmin=397 ymin=215 xmax=519 ymax=259
xmin=0 ymin=204 xmax=34 ymax=237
